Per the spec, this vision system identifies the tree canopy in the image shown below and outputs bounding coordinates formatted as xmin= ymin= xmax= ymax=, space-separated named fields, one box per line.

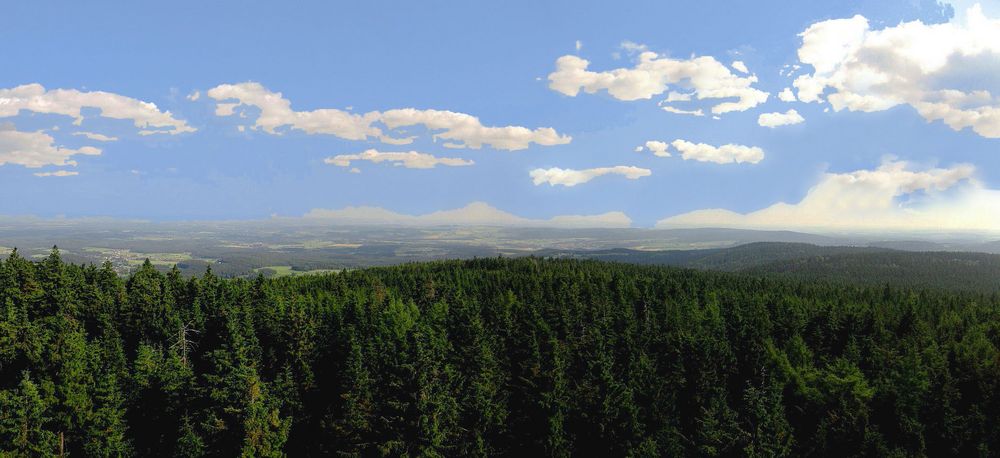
xmin=1 ymin=248 xmax=999 ymax=456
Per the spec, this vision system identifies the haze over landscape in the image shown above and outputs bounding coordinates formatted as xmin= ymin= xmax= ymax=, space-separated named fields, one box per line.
xmin=4 ymin=1 xmax=1000 ymax=456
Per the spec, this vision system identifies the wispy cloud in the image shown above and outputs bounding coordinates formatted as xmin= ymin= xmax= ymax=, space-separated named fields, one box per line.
xmin=530 ymin=166 xmax=651 ymax=187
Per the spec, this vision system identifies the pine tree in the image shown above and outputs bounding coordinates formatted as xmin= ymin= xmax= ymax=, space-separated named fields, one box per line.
xmin=330 ymin=328 xmax=374 ymax=455
xmin=0 ymin=373 xmax=59 ymax=455
xmin=412 ymin=301 xmax=459 ymax=456
xmin=240 ymin=369 xmax=291 ymax=458
xmin=176 ymin=414 xmax=206 ymax=457
xmin=84 ymin=370 xmax=131 ymax=456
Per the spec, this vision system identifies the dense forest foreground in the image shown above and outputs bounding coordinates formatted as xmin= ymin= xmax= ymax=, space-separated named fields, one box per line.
xmin=1 ymin=248 xmax=1000 ymax=456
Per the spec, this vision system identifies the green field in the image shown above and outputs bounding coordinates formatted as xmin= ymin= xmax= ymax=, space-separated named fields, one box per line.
xmin=253 ymin=265 xmax=341 ymax=277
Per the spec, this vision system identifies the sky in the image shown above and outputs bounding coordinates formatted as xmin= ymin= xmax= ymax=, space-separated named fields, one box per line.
xmin=2 ymin=0 xmax=1000 ymax=232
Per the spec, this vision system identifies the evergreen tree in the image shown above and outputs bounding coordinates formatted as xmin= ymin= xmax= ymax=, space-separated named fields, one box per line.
xmin=0 ymin=373 xmax=59 ymax=455
xmin=0 ymin=254 xmax=998 ymax=455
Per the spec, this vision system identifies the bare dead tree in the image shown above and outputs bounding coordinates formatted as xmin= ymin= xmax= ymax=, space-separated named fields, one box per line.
xmin=170 ymin=320 xmax=199 ymax=366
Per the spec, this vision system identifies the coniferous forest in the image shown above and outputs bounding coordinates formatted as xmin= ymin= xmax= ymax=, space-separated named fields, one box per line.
xmin=3 ymin=248 xmax=1000 ymax=457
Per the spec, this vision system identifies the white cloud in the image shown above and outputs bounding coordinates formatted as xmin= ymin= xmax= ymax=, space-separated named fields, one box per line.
xmin=670 ymin=139 xmax=765 ymax=164
xmin=72 ymin=131 xmax=119 ymax=142
xmin=206 ymin=82 xmax=571 ymax=150
xmin=731 ymin=60 xmax=749 ymax=74
xmin=575 ymin=40 xmax=583 ymax=51
xmin=530 ymin=166 xmax=651 ymax=187
xmin=33 ymin=170 xmax=79 ymax=177
xmin=302 ymin=201 xmax=632 ymax=228
xmin=792 ymin=4 xmax=1000 ymax=138
xmin=547 ymin=49 xmax=769 ymax=114
xmin=378 ymin=108 xmax=572 ymax=150
xmin=641 ymin=140 xmax=671 ymax=157
xmin=778 ymin=87 xmax=797 ymax=102
xmin=619 ymin=41 xmax=649 ymax=55
xmin=657 ymin=159 xmax=1000 ymax=232
xmin=206 ymin=82 xmax=384 ymax=140
xmin=324 ymin=149 xmax=474 ymax=169
xmin=758 ymin=109 xmax=805 ymax=127
xmin=780 ymin=64 xmax=803 ymax=77
xmin=664 ymin=91 xmax=693 ymax=102
xmin=0 ymin=83 xmax=194 ymax=135
xmin=0 ymin=128 xmax=102 ymax=168
xmin=660 ymin=105 xmax=705 ymax=116
xmin=186 ymin=91 xmax=200 ymax=101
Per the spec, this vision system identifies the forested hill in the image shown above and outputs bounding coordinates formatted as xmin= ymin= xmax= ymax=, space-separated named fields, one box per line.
xmin=542 ymin=242 xmax=1000 ymax=292
xmin=3 ymin=249 xmax=1000 ymax=456
xmin=747 ymin=250 xmax=1000 ymax=292
xmin=539 ymin=242 xmax=886 ymax=270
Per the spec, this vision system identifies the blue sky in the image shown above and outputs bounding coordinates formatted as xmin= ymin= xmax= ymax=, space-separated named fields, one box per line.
xmin=2 ymin=0 xmax=999 ymax=231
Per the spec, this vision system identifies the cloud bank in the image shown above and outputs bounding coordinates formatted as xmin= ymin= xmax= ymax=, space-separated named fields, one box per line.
xmin=302 ymin=202 xmax=632 ymax=228
xmin=658 ymin=159 xmax=1000 ymax=232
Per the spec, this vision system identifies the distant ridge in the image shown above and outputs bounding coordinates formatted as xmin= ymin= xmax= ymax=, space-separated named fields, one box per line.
xmin=539 ymin=242 xmax=1000 ymax=292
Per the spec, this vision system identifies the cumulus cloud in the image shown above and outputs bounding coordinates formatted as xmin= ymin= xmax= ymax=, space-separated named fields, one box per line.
xmin=657 ymin=159 xmax=1000 ymax=232
xmin=792 ymin=4 xmax=1000 ymax=138
xmin=0 ymin=128 xmax=102 ymax=168
xmin=72 ymin=131 xmax=119 ymax=142
xmin=206 ymin=82 xmax=384 ymax=140
xmin=547 ymin=49 xmax=769 ymax=114
xmin=0 ymin=83 xmax=194 ymax=135
xmin=731 ymin=60 xmax=749 ymax=74
xmin=778 ymin=87 xmax=797 ymax=102
xmin=206 ymin=82 xmax=571 ymax=150
xmin=637 ymin=140 xmax=671 ymax=157
xmin=324 ymin=149 xmax=474 ymax=169
xmin=757 ymin=109 xmax=805 ymax=127
xmin=670 ymin=139 xmax=765 ymax=164
xmin=530 ymin=166 xmax=651 ymax=187
xmin=33 ymin=170 xmax=79 ymax=177
xmin=302 ymin=201 xmax=632 ymax=228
